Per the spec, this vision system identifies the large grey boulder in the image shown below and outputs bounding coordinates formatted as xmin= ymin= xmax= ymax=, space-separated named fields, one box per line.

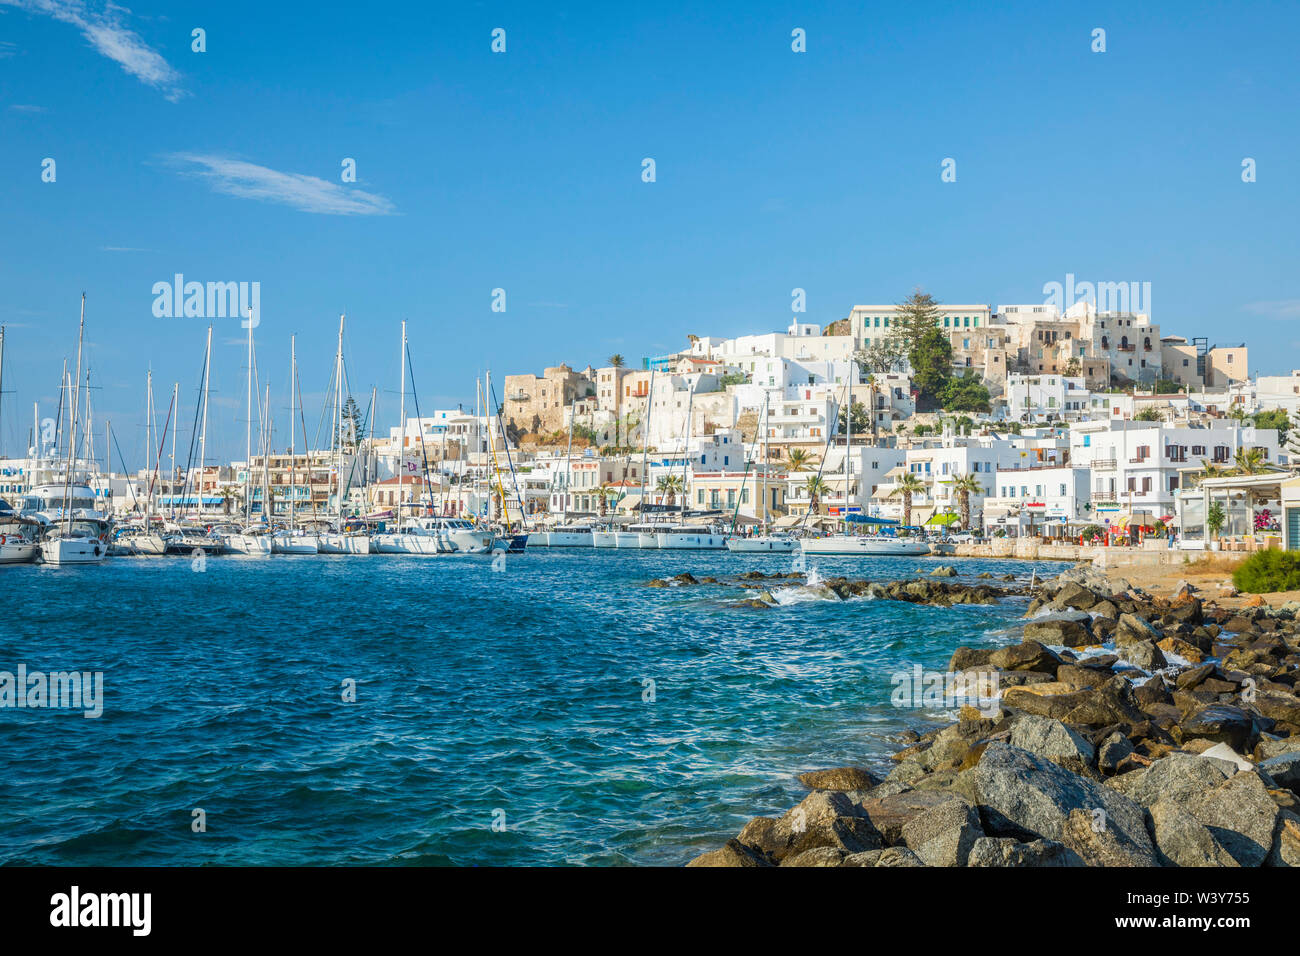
xmin=1191 ymin=771 xmax=1281 ymax=867
xmin=900 ymin=799 xmax=983 ymax=866
xmin=687 ymin=838 xmax=774 ymax=867
xmin=1148 ymin=800 xmax=1240 ymax=867
xmin=968 ymin=743 xmax=1155 ymax=865
xmin=1106 ymin=752 xmax=1233 ymax=808
xmin=1009 ymin=714 xmax=1096 ymax=774
xmin=1114 ymin=613 xmax=1162 ymax=647
xmin=1259 ymin=751 xmax=1300 ymax=794
xmin=1025 ymin=615 xmax=1095 ymax=648
xmin=1118 ymin=639 xmax=1167 ymax=672
xmin=735 ymin=790 xmax=880 ymax=863
xmin=797 ymin=766 xmax=882 ymax=791
xmin=966 ymin=836 xmax=1071 ymax=867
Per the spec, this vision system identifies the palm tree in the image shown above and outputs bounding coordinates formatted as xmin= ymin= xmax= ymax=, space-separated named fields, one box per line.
xmin=949 ymin=474 xmax=983 ymax=530
xmin=656 ymin=474 xmax=683 ymax=507
xmin=804 ymin=475 xmax=828 ymax=515
xmin=595 ymin=485 xmax=614 ymax=517
xmin=608 ymin=354 xmax=625 ymax=368
xmin=787 ymin=448 xmax=817 ymax=472
xmin=889 ymin=473 xmax=926 ymax=529
xmin=1233 ymin=446 xmax=1268 ymax=475
xmin=1192 ymin=458 xmax=1227 ymax=486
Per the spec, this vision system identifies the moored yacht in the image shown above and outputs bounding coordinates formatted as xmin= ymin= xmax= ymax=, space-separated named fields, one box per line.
xmin=0 ymin=508 xmax=41 ymax=565
xmin=800 ymin=532 xmax=930 ymax=556
xmin=271 ymin=528 xmax=320 ymax=554
xmin=726 ymin=533 xmax=798 ymax=553
xmin=40 ymin=517 xmax=112 ymax=565
xmin=655 ymin=523 xmax=727 ymax=550
xmin=535 ymin=524 xmax=594 ymax=547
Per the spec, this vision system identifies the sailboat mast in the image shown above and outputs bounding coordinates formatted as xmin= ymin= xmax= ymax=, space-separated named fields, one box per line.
xmin=397 ymin=320 xmax=407 ymax=522
xmin=169 ymin=382 xmax=178 ymax=514
xmin=845 ymin=361 xmax=853 ymax=528
xmin=637 ymin=368 xmax=656 ymax=518
xmin=335 ymin=313 xmax=345 ymax=518
xmin=61 ymin=294 xmax=86 ymax=533
xmin=245 ymin=309 xmax=254 ymax=525
xmin=761 ymin=394 xmax=769 ymax=533
xmin=561 ymin=393 xmax=575 ymax=524
xmin=262 ymin=383 xmax=272 ymax=520
xmin=289 ymin=335 xmax=297 ymax=530
xmin=198 ymin=324 xmax=213 ymax=515
xmin=0 ymin=326 xmax=5 ymax=458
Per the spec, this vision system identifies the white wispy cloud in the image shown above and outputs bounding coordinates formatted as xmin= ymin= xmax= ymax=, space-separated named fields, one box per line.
xmin=0 ymin=0 xmax=185 ymax=100
xmin=1243 ymin=299 xmax=1300 ymax=320
xmin=0 ymin=40 xmax=18 ymax=58
xmin=8 ymin=103 xmax=45 ymax=112
xmin=168 ymin=153 xmax=398 ymax=217
xmin=100 ymin=245 xmax=149 ymax=252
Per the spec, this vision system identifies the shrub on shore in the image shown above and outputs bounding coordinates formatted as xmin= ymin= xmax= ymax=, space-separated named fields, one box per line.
xmin=1232 ymin=549 xmax=1300 ymax=594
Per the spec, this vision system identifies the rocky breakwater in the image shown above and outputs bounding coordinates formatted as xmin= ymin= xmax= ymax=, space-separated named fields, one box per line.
xmin=646 ymin=570 xmax=1027 ymax=609
xmin=687 ymin=565 xmax=1300 ymax=867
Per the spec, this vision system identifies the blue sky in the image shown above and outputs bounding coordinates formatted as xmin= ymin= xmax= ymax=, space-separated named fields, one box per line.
xmin=1 ymin=0 xmax=1298 ymax=467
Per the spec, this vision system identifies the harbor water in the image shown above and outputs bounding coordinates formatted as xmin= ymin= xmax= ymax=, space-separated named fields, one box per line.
xmin=0 ymin=551 xmax=1070 ymax=865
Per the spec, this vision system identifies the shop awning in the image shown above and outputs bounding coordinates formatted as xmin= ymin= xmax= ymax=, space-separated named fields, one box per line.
xmin=773 ymin=514 xmax=803 ymax=528
xmin=925 ymin=512 xmax=960 ymax=527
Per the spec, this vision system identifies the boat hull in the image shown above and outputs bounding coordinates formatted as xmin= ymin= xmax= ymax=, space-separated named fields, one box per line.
xmin=0 ymin=541 xmax=40 ymax=564
xmin=725 ymin=536 xmax=797 ymax=552
xmin=272 ymin=534 xmax=320 ymax=555
xmin=655 ymin=531 xmax=726 ymax=550
xmin=591 ymin=531 xmax=619 ymax=548
xmin=543 ymin=531 xmax=593 ymax=547
xmin=612 ymin=531 xmax=642 ymax=548
xmin=40 ymin=536 xmax=108 ymax=565
xmin=372 ymin=533 xmax=441 ymax=555
xmin=226 ymin=534 xmax=274 ymax=555
xmin=800 ymin=535 xmax=930 ymax=556
xmin=317 ymin=533 xmax=371 ymax=555
xmin=448 ymin=529 xmax=495 ymax=554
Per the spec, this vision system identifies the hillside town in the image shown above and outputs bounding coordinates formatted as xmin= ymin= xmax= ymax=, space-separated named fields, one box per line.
xmin=4 ymin=291 xmax=1300 ymax=559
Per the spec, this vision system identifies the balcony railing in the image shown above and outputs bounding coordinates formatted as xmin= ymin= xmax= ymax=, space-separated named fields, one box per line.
xmin=1091 ymin=458 xmax=1117 ymax=470
xmin=1117 ymin=344 xmax=1135 ymax=352
xmin=1091 ymin=492 xmax=1119 ymax=505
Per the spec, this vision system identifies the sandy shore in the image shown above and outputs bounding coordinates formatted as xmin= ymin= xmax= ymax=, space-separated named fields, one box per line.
xmin=1098 ymin=554 xmax=1300 ymax=610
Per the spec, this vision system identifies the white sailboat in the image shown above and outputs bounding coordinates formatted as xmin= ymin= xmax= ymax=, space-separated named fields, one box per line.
xmin=227 ymin=309 xmax=273 ymax=555
xmin=273 ymin=334 xmax=319 ymax=554
xmin=728 ymin=394 xmax=796 ymax=552
xmin=40 ymin=295 xmax=109 ymax=566
xmin=316 ymin=314 xmax=372 ymax=555
xmin=799 ymin=362 xmax=929 ymax=557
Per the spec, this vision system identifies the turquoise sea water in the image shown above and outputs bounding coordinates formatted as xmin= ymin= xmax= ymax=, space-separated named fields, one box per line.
xmin=0 ymin=550 xmax=1069 ymax=866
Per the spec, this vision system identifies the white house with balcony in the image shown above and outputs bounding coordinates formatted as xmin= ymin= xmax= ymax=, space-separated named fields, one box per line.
xmin=1005 ymin=373 xmax=1093 ymax=423
xmin=1068 ymin=419 xmax=1282 ymax=524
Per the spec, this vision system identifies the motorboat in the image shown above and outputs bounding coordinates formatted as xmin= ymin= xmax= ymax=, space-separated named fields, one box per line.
xmin=655 ymin=523 xmax=727 ymax=550
xmin=40 ymin=517 xmax=112 ymax=565
xmin=0 ymin=509 xmax=41 ymax=565
xmin=800 ymin=533 xmax=931 ymax=556
xmin=271 ymin=528 xmax=320 ymax=554
xmin=725 ymin=533 xmax=798 ymax=553
xmin=222 ymin=524 xmax=275 ymax=556
xmin=534 ymin=524 xmax=594 ymax=548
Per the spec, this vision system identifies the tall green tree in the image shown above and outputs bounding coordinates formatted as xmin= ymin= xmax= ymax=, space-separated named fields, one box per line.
xmin=893 ymin=290 xmax=944 ymax=357
xmin=837 ymin=400 xmax=870 ymax=435
xmin=341 ymin=396 xmax=364 ymax=450
xmin=910 ymin=325 xmax=953 ymax=406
